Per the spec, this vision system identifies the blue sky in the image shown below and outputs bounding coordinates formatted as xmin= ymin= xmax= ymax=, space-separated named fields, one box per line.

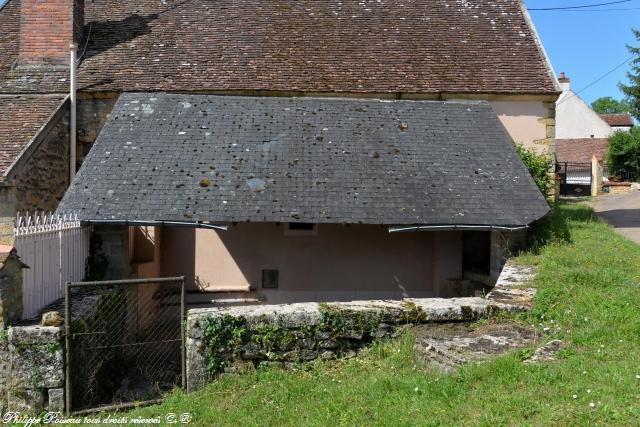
xmin=526 ymin=0 xmax=640 ymax=105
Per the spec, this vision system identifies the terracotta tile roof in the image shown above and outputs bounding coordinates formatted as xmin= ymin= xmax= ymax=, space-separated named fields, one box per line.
xmin=0 ymin=0 xmax=557 ymax=95
xmin=0 ymin=95 xmax=67 ymax=181
xmin=555 ymin=138 xmax=609 ymax=164
xmin=599 ymin=113 xmax=634 ymax=127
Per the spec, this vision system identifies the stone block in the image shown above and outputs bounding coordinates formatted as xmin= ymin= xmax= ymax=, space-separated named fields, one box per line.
xmin=301 ymin=338 xmax=316 ymax=350
xmin=241 ymin=342 xmax=262 ymax=360
xmin=319 ymin=350 xmax=335 ymax=360
xmin=48 ymin=388 xmax=64 ymax=412
xmin=41 ymin=311 xmax=64 ymax=327
xmin=8 ymin=345 xmax=64 ymax=389
xmin=283 ymin=350 xmax=301 ymax=362
xmin=185 ymin=337 xmax=208 ymax=393
xmin=318 ymin=339 xmax=338 ymax=349
xmin=300 ymin=350 xmax=318 ymax=361
xmin=8 ymin=325 xmax=62 ymax=345
xmin=7 ymin=388 xmax=45 ymax=413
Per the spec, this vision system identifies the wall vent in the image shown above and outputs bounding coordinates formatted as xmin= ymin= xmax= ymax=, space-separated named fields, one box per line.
xmin=262 ymin=269 xmax=279 ymax=288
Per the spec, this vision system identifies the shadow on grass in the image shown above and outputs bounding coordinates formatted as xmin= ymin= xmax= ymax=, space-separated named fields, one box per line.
xmin=526 ymin=202 xmax=597 ymax=254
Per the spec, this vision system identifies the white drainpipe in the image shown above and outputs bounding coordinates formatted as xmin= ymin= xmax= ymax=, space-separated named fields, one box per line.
xmin=69 ymin=43 xmax=77 ymax=183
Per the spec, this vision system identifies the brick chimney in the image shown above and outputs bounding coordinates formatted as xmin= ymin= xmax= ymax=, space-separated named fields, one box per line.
xmin=558 ymin=72 xmax=570 ymax=92
xmin=18 ymin=0 xmax=84 ymax=66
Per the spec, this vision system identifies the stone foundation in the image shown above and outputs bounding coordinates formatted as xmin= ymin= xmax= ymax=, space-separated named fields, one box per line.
xmin=186 ymin=262 xmax=536 ymax=392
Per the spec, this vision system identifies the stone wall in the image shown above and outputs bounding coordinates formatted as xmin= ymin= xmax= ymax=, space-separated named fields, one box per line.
xmin=0 ymin=187 xmax=17 ymax=245
xmin=0 ymin=249 xmax=26 ymax=328
xmin=535 ymin=101 xmax=556 ymax=154
xmin=186 ymin=270 xmax=536 ymax=392
xmin=0 ymin=325 xmax=65 ymax=414
xmin=77 ymin=94 xmax=118 ymax=166
xmin=12 ymin=111 xmax=70 ymax=213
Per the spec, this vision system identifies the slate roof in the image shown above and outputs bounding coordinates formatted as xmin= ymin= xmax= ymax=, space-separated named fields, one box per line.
xmin=0 ymin=95 xmax=67 ymax=182
xmin=0 ymin=0 xmax=557 ymax=95
xmin=555 ymin=138 xmax=609 ymax=164
xmin=57 ymin=93 xmax=549 ymax=227
xmin=600 ymin=113 xmax=634 ymax=127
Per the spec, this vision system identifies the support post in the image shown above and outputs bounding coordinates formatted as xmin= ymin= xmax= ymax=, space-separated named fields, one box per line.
xmin=591 ymin=155 xmax=603 ymax=197
xmin=69 ymin=43 xmax=77 ymax=183
xmin=64 ymin=282 xmax=72 ymax=415
xmin=181 ymin=276 xmax=186 ymax=391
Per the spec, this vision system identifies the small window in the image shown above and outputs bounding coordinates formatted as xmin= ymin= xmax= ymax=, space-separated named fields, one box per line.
xmin=284 ymin=222 xmax=318 ymax=236
xmin=288 ymin=223 xmax=315 ymax=231
xmin=262 ymin=269 xmax=279 ymax=288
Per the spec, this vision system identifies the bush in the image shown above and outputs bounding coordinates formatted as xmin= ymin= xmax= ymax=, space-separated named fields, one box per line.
xmin=607 ymin=127 xmax=640 ymax=179
xmin=515 ymin=144 xmax=553 ymax=197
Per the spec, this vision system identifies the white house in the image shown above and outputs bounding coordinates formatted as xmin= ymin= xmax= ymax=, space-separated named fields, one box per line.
xmin=555 ymin=73 xmax=614 ymax=139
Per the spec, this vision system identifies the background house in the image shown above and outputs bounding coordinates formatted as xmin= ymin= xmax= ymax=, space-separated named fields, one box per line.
xmin=555 ymin=73 xmax=614 ymax=140
xmin=600 ymin=113 xmax=635 ymax=132
xmin=0 ymin=0 xmax=558 ymax=302
xmin=554 ymin=72 xmax=636 ymax=195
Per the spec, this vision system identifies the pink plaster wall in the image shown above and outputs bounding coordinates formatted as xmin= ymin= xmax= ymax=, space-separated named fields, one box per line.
xmin=490 ymin=100 xmax=550 ymax=151
xmin=159 ymin=224 xmax=463 ymax=302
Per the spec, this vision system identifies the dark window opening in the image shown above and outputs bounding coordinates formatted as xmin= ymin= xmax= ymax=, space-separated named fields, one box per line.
xmin=262 ymin=269 xmax=279 ymax=288
xmin=288 ymin=223 xmax=315 ymax=231
xmin=462 ymin=231 xmax=491 ymax=276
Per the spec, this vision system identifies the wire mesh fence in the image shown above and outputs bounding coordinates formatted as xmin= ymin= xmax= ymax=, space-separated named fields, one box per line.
xmin=65 ymin=277 xmax=185 ymax=413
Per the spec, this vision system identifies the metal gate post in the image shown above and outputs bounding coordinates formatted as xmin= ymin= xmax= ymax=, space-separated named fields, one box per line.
xmin=181 ymin=276 xmax=186 ymax=390
xmin=64 ymin=281 xmax=72 ymax=415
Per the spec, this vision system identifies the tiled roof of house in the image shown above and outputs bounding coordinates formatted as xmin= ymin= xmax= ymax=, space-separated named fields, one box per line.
xmin=599 ymin=113 xmax=634 ymax=127
xmin=58 ymin=93 xmax=549 ymax=227
xmin=555 ymin=138 xmax=609 ymax=164
xmin=0 ymin=0 xmax=558 ymax=95
xmin=0 ymin=95 xmax=67 ymax=181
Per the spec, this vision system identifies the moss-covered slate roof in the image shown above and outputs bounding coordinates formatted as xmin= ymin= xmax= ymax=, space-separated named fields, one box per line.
xmin=57 ymin=93 xmax=549 ymax=227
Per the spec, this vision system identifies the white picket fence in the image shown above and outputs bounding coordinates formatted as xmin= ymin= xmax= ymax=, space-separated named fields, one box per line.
xmin=14 ymin=212 xmax=90 ymax=319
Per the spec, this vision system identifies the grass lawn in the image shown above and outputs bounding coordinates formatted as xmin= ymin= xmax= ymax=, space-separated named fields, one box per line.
xmin=126 ymin=202 xmax=640 ymax=426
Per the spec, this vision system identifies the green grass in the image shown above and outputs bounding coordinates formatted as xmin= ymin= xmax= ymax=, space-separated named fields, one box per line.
xmin=125 ymin=203 xmax=640 ymax=426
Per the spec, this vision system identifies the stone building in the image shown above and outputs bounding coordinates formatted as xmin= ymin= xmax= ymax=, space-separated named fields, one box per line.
xmin=0 ymin=0 xmax=559 ymax=301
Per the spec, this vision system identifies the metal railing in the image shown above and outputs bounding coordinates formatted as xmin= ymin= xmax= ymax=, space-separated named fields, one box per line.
xmin=65 ymin=276 xmax=185 ymax=414
xmin=15 ymin=212 xmax=89 ymax=319
xmin=604 ymin=164 xmax=637 ymax=182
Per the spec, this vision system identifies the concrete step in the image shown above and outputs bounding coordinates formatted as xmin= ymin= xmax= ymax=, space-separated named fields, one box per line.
xmin=159 ymin=290 xmax=262 ymax=307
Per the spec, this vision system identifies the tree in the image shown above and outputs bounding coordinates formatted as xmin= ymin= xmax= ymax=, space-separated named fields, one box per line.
xmin=607 ymin=127 xmax=640 ymax=180
xmin=591 ymin=96 xmax=632 ymax=114
xmin=619 ymin=28 xmax=640 ymax=121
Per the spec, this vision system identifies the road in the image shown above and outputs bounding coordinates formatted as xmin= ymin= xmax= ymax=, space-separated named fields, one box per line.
xmin=592 ymin=191 xmax=640 ymax=244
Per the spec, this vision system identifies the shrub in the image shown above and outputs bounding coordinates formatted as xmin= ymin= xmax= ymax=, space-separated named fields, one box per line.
xmin=607 ymin=127 xmax=640 ymax=180
xmin=515 ymin=144 xmax=553 ymax=197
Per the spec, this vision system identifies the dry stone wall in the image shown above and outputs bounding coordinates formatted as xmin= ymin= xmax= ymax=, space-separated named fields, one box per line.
xmin=186 ymin=266 xmax=536 ymax=392
xmin=0 ymin=325 xmax=64 ymax=414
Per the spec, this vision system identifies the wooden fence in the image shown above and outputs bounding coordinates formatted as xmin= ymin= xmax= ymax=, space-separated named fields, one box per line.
xmin=14 ymin=212 xmax=89 ymax=319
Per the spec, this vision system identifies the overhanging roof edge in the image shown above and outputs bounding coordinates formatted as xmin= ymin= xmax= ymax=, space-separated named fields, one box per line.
xmin=388 ymin=224 xmax=529 ymax=233
xmin=79 ymin=219 xmax=228 ymax=231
